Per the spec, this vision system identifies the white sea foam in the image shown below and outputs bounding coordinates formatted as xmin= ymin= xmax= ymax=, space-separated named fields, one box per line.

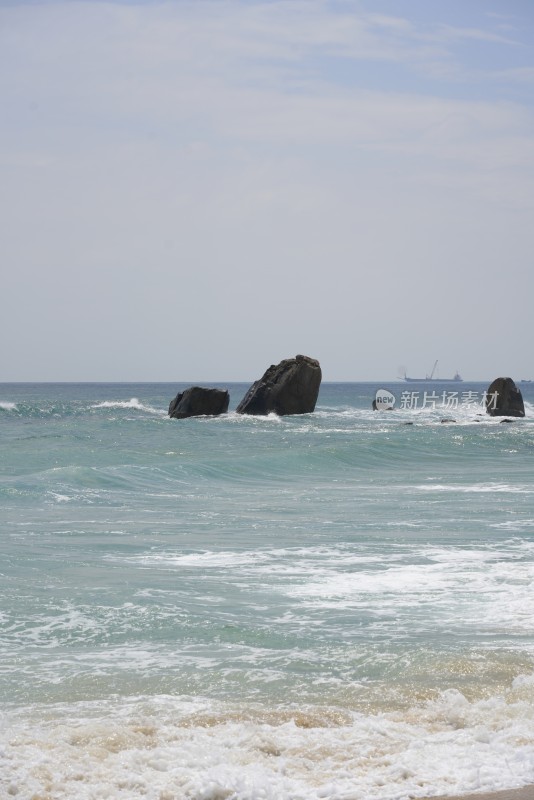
xmin=109 ymin=546 xmax=399 ymax=572
xmin=115 ymin=550 xmax=273 ymax=569
xmin=102 ymin=541 xmax=534 ymax=639
xmin=265 ymin=412 xmax=283 ymax=423
xmin=47 ymin=491 xmax=71 ymax=503
xmin=2 ymin=686 xmax=534 ymax=800
xmin=270 ymin=543 xmax=534 ymax=632
xmin=91 ymin=398 xmax=164 ymax=415
xmin=0 ymin=401 xmax=17 ymax=411
xmin=416 ymin=482 xmax=533 ymax=494
xmin=492 ymin=519 xmax=534 ymax=530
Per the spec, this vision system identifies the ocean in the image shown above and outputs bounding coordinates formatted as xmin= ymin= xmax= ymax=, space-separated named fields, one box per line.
xmin=1 ymin=380 xmax=534 ymax=800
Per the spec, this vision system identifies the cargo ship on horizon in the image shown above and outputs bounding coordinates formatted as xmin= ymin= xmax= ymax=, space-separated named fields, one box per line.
xmin=401 ymin=360 xmax=463 ymax=382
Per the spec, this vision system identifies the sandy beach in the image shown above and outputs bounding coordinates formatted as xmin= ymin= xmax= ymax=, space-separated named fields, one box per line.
xmin=425 ymin=787 xmax=534 ymax=800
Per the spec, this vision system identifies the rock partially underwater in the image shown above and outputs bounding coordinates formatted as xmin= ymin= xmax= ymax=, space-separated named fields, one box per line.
xmin=168 ymin=386 xmax=230 ymax=419
xmin=485 ymin=377 xmax=525 ymax=418
xmin=236 ymin=354 xmax=322 ymax=416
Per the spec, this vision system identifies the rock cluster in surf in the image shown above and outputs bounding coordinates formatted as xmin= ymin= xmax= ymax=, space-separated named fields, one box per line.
xmin=168 ymin=355 xmax=322 ymax=419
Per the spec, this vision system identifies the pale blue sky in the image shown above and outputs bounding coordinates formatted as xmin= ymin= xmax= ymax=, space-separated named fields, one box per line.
xmin=2 ymin=0 xmax=533 ymax=381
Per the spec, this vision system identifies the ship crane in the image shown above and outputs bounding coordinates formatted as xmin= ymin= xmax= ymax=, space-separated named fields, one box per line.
xmin=426 ymin=360 xmax=438 ymax=380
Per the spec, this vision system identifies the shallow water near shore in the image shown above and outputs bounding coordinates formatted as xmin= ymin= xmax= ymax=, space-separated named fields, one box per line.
xmin=1 ymin=381 xmax=534 ymax=799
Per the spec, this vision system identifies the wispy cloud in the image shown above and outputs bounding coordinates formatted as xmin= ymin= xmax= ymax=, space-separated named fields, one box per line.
xmin=2 ymin=2 xmax=531 ymax=133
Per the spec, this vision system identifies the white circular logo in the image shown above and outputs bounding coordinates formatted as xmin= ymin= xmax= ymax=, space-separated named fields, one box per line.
xmin=374 ymin=389 xmax=395 ymax=410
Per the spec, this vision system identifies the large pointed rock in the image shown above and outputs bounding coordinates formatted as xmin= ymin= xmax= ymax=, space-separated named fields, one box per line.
xmin=169 ymin=386 xmax=229 ymax=419
xmin=485 ymin=377 xmax=525 ymax=417
xmin=236 ymin=355 xmax=321 ymax=416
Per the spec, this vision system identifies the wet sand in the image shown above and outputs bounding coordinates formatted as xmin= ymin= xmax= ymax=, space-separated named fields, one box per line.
xmin=423 ymin=787 xmax=534 ymax=800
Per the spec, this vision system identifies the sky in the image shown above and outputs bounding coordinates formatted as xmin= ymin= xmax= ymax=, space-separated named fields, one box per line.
xmin=2 ymin=0 xmax=534 ymax=382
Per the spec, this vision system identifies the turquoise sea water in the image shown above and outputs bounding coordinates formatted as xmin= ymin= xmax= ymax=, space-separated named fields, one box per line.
xmin=1 ymin=381 xmax=534 ymax=799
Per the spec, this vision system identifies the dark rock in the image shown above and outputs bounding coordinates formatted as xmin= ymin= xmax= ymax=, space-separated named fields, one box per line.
xmin=485 ymin=377 xmax=525 ymax=418
xmin=236 ymin=354 xmax=321 ymax=416
xmin=500 ymin=418 xmax=515 ymax=423
xmin=169 ymin=386 xmax=229 ymax=419
xmin=440 ymin=418 xmax=456 ymax=423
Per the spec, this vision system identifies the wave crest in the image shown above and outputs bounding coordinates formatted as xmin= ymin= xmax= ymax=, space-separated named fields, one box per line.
xmin=90 ymin=398 xmax=163 ymax=415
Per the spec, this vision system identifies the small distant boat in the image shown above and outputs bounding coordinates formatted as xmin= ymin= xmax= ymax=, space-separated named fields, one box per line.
xmin=401 ymin=360 xmax=463 ymax=382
